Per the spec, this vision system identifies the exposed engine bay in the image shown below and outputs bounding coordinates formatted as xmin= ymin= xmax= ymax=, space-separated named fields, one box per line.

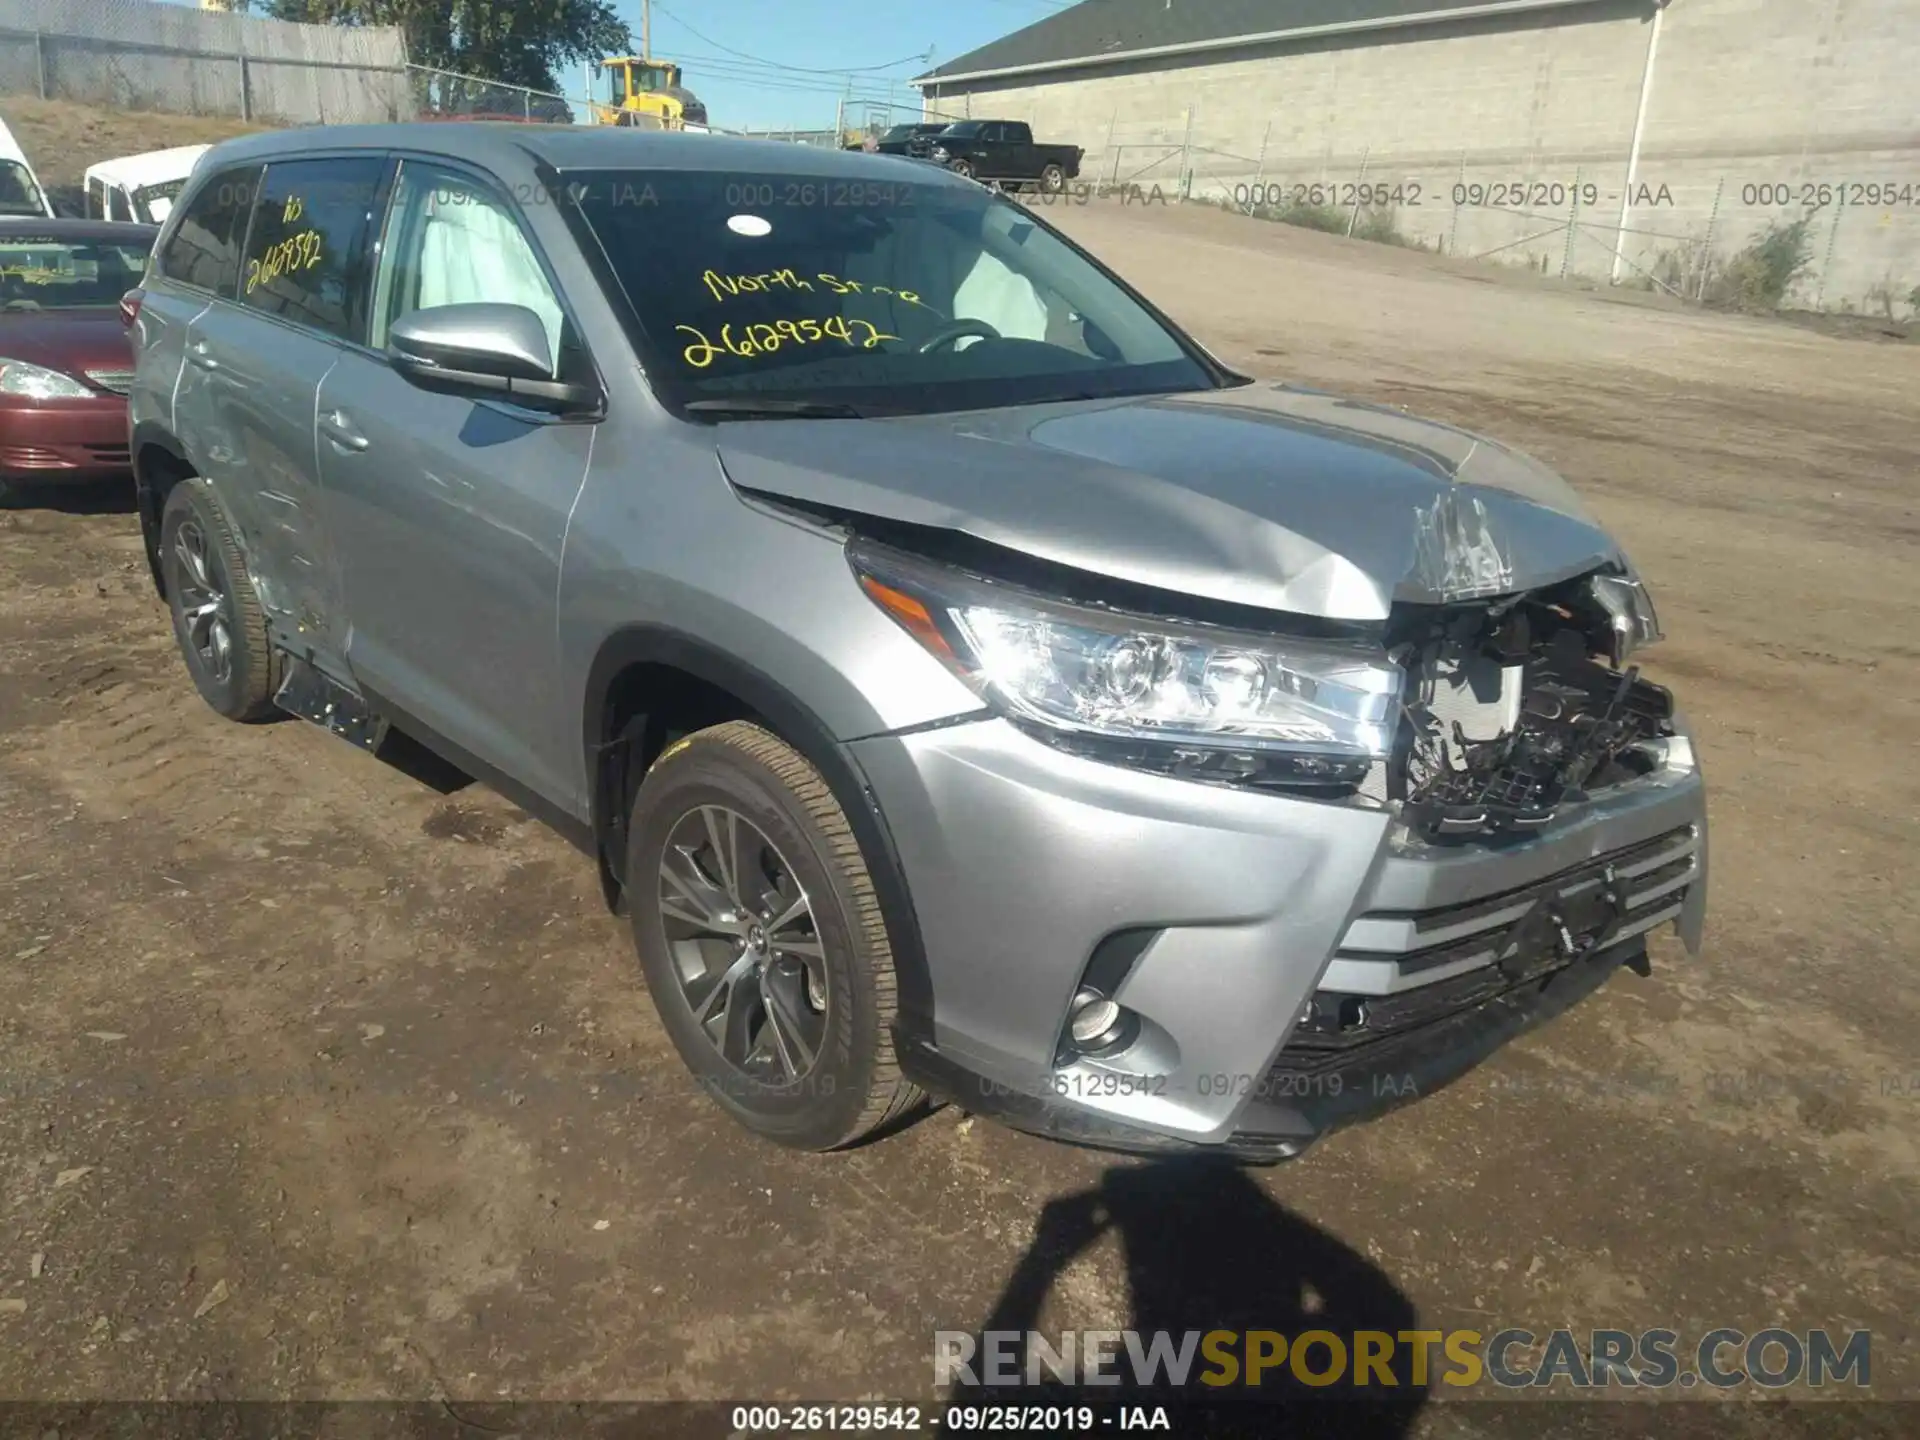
xmin=756 ymin=502 xmax=1676 ymax=836
xmin=1389 ymin=574 xmax=1676 ymax=838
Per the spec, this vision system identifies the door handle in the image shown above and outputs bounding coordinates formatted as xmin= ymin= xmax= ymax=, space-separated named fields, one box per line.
xmin=319 ymin=409 xmax=369 ymax=453
xmin=186 ymin=340 xmax=219 ymax=372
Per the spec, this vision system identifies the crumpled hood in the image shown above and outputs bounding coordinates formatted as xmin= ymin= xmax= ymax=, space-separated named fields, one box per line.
xmin=715 ymin=382 xmax=1625 ymax=622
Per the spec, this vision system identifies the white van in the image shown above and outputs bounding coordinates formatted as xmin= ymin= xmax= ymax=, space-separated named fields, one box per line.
xmin=0 ymin=115 xmax=55 ymax=219
xmin=83 ymin=145 xmax=212 ymax=225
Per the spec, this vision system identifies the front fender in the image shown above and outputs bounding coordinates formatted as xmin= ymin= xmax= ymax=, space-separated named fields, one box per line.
xmin=580 ymin=622 xmax=943 ymax=1041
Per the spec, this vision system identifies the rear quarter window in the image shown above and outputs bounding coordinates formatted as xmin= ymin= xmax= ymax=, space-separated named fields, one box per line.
xmin=157 ymin=166 xmax=259 ymax=295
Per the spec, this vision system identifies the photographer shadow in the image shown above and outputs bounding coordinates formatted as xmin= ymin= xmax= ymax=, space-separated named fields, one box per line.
xmin=944 ymin=1159 xmax=1428 ymax=1438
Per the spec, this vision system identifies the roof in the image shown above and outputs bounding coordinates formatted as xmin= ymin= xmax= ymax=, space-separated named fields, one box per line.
xmin=0 ymin=218 xmax=158 ymax=241
xmin=199 ymin=123 xmax=980 ymax=186
xmin=916 ymin=0 xmax=1607 ymax=86
xmin=83 ymin=145 xmax=213 ymax=190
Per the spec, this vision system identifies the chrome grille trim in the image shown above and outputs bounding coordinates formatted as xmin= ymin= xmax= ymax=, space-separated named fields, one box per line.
xmin=84 ymin=369 xmax=134 ymax=395
xmin=1321 ymin=824 xmax=1698 ymax=997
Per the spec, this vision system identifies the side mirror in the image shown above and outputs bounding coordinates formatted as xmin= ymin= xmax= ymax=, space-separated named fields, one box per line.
xmin=388 ymin=303 xmax=598 ymax=414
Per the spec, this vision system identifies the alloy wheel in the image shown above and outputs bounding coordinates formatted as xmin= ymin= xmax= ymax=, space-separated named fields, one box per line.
xmin=657 ymin=804 xmax=829 ymax=1086
xmin=171 ymin=519 xmax=234 ymax=687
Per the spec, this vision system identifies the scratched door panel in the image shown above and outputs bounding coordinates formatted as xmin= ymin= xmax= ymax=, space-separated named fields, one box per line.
xmin=182 ymin=302 xmax=344 ymax=662
xmin=202 ymin=154 xmax=388 ymax=673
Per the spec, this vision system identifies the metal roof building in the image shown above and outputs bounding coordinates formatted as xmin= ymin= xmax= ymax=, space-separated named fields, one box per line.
xmin=911 ymin=0 xmax=1920 ymax=312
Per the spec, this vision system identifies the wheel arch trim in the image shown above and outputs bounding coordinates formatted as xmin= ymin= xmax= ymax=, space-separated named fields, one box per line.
xmin=583 ymin=624 xmax=936 ymax=1041
xmin=132 ymin=423 xmax=197 ymax=598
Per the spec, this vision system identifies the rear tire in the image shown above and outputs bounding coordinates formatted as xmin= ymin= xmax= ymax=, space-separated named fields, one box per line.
xmin=627 ymin=720 xmax=921 ymax=1151
xmin=160 ymin=478 xmax=281 ymax=722
xmin=1039 ymin=163 xmax=1066 ymax=194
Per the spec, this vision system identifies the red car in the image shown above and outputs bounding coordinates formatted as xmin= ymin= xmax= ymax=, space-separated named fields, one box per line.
xmin=0 ymin=219 xmax=157 ymax=502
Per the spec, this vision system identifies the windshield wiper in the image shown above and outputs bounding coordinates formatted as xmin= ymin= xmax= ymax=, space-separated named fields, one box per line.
xmin=684 ymin=397 xmax=867 ymax=421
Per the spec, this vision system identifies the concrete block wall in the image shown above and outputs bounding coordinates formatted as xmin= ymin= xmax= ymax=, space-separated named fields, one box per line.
xmin=923 ymin=0 xmax=1920 ymax=312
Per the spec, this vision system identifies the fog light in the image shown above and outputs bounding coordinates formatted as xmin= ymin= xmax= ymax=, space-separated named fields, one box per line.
xmin=1068 ymin=989 xmax=1126 ymax=1050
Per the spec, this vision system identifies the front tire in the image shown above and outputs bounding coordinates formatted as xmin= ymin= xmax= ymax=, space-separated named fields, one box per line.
xmin=627 ymin=721 xmax=921 ymax=1150
xmin=160 ymin=478 xmax=280 ymax=721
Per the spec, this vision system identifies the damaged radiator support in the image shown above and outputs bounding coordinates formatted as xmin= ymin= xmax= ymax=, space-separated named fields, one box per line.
xmin=1397 ymin=604 xmax=1674 ymax=838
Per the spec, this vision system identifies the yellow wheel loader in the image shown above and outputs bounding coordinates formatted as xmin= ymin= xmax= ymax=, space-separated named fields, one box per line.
xmin=593 ymin=58 xmax=709 ymax=132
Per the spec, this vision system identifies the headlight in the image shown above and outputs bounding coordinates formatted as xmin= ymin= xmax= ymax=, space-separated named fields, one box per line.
xmin=850 ymin=544 xmax=1402 ymax=788
xmin=932 ymin=146 xmax=949 ymax=160
xmin=1590 ymin=572 xmax=1663 ymax=665
xmin=0 ymin=359 xmax=91 ymax=400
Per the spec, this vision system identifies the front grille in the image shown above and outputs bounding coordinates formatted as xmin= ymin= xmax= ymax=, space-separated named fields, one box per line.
xmin=84 ymin=369 xmax=134 ymax=395
xmin=1274 ymin=824 xmax=1699 ymax=1078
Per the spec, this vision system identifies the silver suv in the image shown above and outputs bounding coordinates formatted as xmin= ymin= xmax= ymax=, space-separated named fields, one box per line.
xmin=127 ymin=126 xmax=1707 ymax=1159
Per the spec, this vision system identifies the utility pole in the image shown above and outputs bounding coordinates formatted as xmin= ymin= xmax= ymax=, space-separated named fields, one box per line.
xmin=1612 ymin=0 xmax=1669 ymax=285
xmin=641 ymin=0 xmax=651 ymax=61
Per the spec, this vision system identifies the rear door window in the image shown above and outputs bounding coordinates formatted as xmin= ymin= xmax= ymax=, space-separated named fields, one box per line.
xmin=239 ymin=156 xmax=388 ymax=343
xmin=158 ymin=165 xmax=260 ymax=296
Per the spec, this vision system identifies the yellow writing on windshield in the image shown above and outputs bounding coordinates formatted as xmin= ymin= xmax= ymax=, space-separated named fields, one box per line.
xmin=703 ymin=267 xmax=814 ymax=301
xmin=817 ymin=273 xmax=924 ymax=306
xmin=702 ymin=267 xmax=927 ymax=308
xmin=677 ymin=316 xmax=899 ymax=368
xmin=245 ymin=230 xmax=324 ymax=295
xmin=282 ymin=194 xmax=305 ymax=225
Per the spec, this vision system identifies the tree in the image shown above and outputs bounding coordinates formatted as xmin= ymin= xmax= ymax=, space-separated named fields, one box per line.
xmin=264 ymin=1 xmax=631 ymax=94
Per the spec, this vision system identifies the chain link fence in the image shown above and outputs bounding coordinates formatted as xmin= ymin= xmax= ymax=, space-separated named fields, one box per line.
xmin=406 ymin=65 xmax=578 ymax=126
xmin=837 ymin=99 xmax=968 ymax=146
xmin=0 ymin=0 xmax=408 ymax=124
xmin=0 ymin=0 xmax=975 ymax=158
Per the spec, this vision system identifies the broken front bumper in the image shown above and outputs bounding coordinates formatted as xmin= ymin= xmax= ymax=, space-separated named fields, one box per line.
xmin=849 ymin=717 xmax=1706 ymax=1160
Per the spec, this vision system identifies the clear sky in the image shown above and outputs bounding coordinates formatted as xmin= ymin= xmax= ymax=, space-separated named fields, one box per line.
xmin=605 ymin=0 xmax=1070 ymax=131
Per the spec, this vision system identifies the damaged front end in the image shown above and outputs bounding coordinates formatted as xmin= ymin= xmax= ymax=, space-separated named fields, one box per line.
xmin=1387 ymin=569 xmax=1675 ymax=839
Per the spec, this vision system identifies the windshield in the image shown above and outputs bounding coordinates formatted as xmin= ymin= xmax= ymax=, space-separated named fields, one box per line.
xmin=0 ymin=160 xmax=46 ymax=218
xmin=0 ymin=235 xmax=151 ymax=310
xmin=565 ymin=168 xmax=1217 ymax=416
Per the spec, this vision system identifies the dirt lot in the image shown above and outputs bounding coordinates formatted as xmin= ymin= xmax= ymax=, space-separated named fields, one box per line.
xmin=2 ymin=97 xmax=267 ymax=188
xmin=1 ymin=198 xmax=1915 ymax=1428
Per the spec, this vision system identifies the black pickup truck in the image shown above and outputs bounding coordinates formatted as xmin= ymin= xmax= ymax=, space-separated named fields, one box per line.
xmin=846 ymin=122 xmax=949 ymax=155
xmin=923 ymin=120 xmax=1084 ymax=191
